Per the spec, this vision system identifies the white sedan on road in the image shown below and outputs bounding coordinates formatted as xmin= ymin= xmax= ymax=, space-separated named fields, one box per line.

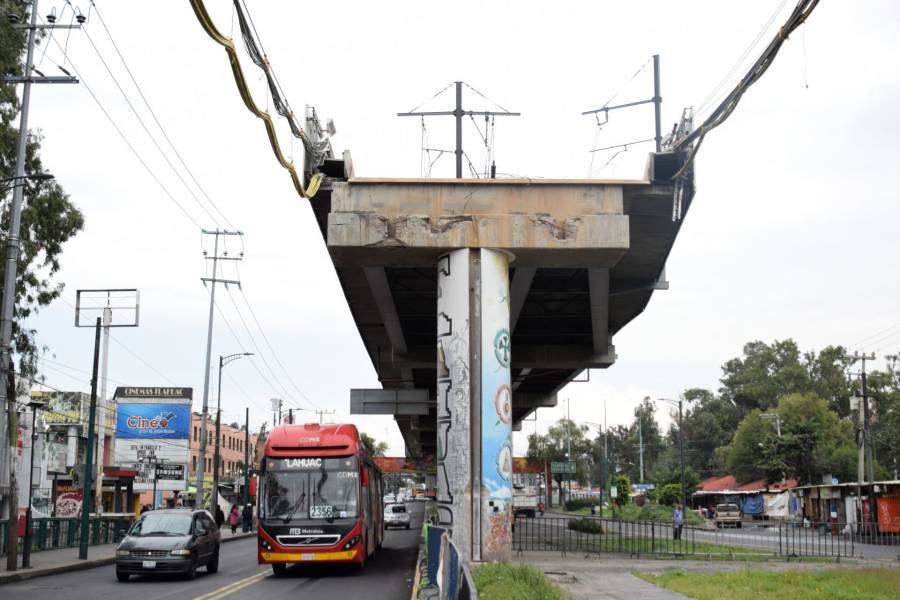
xmin=385 ymin=503 xmax=411 ymax=530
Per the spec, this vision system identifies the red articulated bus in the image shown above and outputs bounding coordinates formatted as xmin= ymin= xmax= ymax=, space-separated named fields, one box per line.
xmin=257 ymin=423 xmax=384 ymax=574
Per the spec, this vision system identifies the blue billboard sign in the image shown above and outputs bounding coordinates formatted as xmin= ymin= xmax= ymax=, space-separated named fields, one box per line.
xmin=116 ymin=403 xmax=190 ymax=439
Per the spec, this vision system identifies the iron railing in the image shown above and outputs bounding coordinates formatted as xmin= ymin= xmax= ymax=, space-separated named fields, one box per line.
xmin=0 ymin=515 xmax=134 ymax=556
xmin=512 ymin=514 xmax=894 ymax=559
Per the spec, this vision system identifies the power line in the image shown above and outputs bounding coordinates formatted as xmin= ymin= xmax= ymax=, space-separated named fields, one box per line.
xmin=695 ymin=0 xmax=791 ymax=119
xmin=223 ymin=287 xmax=310 ymax=411
xmin=89 ymin=1 xmax=239 ymax=231
xmin=236 ymin=287 xmax=319 ymax=410
xmin=40 ymin=29 xmax=203 ymax=228
xmin=80 ymin=25 xmax=224 ymax=229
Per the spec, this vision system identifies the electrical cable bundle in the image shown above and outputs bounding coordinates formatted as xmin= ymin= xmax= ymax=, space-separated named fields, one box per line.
xmin=187 ymin=0 xmax=326 ymax=199
xmin=231 ymin=0 xmax=330 ymax=164
xmin=673 ymin=0 xmax=821 ymax=178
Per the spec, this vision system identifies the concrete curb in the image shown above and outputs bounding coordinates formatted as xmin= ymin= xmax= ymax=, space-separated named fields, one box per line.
xmin=0 ymin=531 xmax=256 ymax=585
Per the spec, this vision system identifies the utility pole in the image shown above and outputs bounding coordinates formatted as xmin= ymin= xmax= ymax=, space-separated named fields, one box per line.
xmin=1 ymin=1 xmax=78 ymax=570
xmin=316 ymin=409 xmax=334 ymax=425
xmin=398 ymin=82 xmax=520 ymax=178
xmin=846 ymin=351 xmax=876 ymax=507
xmin=678 ymin=398 xmax=686 ymax=508
xmin=79 ymin=318 xmax=102 ymax=560
xmin=638 ymin=413 xmax=644 ymax=484
xmin=195 ymin=229 xmax=242 ymax=510
xmin=242 ymin=407 xmax=249 ymax=508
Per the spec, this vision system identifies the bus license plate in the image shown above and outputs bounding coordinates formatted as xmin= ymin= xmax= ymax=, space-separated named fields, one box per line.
xmin=310 ymin=505 xmax=333 ymax=519
xmin=300 ymin=553 xmax=315 ymax=561
xmin=142 ymin=560 xmax=156 ymax=569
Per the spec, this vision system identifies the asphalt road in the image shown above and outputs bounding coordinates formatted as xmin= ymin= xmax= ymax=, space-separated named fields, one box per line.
xmin=2 ymin=502 xmax=425 ymax=600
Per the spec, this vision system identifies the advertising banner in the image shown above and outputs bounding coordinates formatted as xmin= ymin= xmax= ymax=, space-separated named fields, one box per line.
xmin=33 ymin=391 xmax=85 ymax=426
xmin=55 ymin=483 xmax=82 ymax=517
xmin=114 ymin=387 xmax=192 ymax=492
xmin=43 ymin=436 xmax=67 ymax=474
xmin=116 ymin=403 xmax=190 ymax=439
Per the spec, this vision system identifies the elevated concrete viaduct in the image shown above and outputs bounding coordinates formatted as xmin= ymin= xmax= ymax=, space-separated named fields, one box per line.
xmin=308 ymin=151 xmax=694 ymax=561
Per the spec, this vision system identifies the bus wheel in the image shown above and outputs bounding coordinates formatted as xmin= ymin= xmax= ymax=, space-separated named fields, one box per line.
xmin=272 ymin=563 xmax=287 ymax=577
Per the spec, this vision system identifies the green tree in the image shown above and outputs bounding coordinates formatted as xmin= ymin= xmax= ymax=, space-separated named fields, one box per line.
xmin=650 ymin=446 xmax=700 ymax=498
xmin=679 ymin=388 xmax=743 ymax=477
xmin=359 ymin=432 xmax=389 ymax=457
xmin=1 ymin=1 xmax=84 ymax=376
xmin=726 ymin=409 xmax=769 ymax=482
xmin=611 ymin=474 xmax=630 ymax=505
xmin=527 ymin=418 xmax=593 ymax=504
xmin=719 ymin=340 xmax=811 ymax=412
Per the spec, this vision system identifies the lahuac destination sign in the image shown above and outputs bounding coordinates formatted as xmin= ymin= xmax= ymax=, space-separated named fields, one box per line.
xmin=114 ymin=387 xmax=193 ymax=400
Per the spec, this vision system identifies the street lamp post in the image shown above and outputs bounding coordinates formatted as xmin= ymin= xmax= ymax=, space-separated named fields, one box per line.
xmin=21 ymin=396 xmax=47 ymax=568
xmin=212 ymin=352 xmax=253 ymax=512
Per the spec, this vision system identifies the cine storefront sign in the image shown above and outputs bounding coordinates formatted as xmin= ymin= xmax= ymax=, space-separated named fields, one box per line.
xmin=114 ymin=387 xmax=192 ymax=492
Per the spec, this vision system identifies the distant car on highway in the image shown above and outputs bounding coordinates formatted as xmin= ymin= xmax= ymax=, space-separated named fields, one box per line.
xmin=715 ymin=503 xmax=742 ymax=528
xmin=115 ymin=508 xmax=220 ymax=581
xmin=384 ymin=503 xmax=411 ymax=529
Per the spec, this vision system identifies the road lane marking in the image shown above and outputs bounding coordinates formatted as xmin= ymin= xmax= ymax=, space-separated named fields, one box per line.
xmin=193 ymin=570 xmax=270 ymax=600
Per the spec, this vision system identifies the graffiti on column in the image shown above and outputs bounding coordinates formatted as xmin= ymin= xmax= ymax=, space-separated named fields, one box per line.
xmin=436 ymin=250 xmax=471 ymax=553
xmin=480 ymin=249 xmax=513 ymax=559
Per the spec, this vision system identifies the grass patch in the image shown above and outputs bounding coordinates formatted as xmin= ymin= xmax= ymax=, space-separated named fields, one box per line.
xmin=473 ymin=563 xmax=567 ymax=600
xmin=636 ymin=568 xmax=900 ymax=600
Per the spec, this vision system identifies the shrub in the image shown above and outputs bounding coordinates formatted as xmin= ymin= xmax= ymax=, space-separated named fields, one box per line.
xmin=564 ymin=498 xmax=595 ymax=511
xmin=567 ymin=517 xmax=607 ymax=534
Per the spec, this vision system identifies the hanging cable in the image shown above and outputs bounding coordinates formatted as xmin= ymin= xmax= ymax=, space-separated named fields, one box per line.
xmin=673 ymin=0 xmax=821 ymax=177
xmin=187 ymin=0 xmax=323 ymax=199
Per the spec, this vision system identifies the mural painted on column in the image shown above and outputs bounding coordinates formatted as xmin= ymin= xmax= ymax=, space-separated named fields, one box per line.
xmin=436 ymin=250 xmax=472 ymax=556
xmin=480 ymin=248 xmax=513 ymax=559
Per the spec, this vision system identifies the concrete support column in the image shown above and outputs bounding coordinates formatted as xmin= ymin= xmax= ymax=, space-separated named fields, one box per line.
xmin=436 ymin=248 xmax=513 ymax=562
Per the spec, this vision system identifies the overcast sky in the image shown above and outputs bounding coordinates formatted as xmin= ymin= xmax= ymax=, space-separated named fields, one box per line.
xmin=18 ymin=0 xmax=900 ymax=457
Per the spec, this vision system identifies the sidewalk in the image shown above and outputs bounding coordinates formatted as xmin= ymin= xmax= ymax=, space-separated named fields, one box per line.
xmin=0 ymin=529 xmax=256 ymax=584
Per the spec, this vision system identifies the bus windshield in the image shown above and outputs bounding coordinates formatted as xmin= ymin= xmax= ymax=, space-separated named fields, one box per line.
xmin=261 ymin=456 xmax=360 ymax=521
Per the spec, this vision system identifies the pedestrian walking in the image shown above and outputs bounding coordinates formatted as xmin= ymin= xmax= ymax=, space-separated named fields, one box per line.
xmin=215 ymin=505 xmax=225 ymax=530
xmin=242 ymin=503 xmax=253 ymax=532
xmin=673 ymin=504 xmax=684 ymax=540
xmin=229 ymin=504 xmax=240 ymax=534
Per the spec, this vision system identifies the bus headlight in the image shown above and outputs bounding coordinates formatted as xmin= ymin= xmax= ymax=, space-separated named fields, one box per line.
xmin=259 ymin=537 xmax=273 ymax=551
xmin=343 ymin=535 xmax=361 ymax=550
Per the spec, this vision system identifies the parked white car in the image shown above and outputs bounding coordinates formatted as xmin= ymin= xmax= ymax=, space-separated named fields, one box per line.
xmin=385 ymin=503 xmax=411 ymax=529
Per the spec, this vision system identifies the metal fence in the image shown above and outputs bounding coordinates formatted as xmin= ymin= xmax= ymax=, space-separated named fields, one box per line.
xmin=419 ymin=524 xmax=478 ymax=600
xmin=512 ymin=514 xmax=894 ymax=559
xmin=0 ymin=515 xmax=134 ymax=556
